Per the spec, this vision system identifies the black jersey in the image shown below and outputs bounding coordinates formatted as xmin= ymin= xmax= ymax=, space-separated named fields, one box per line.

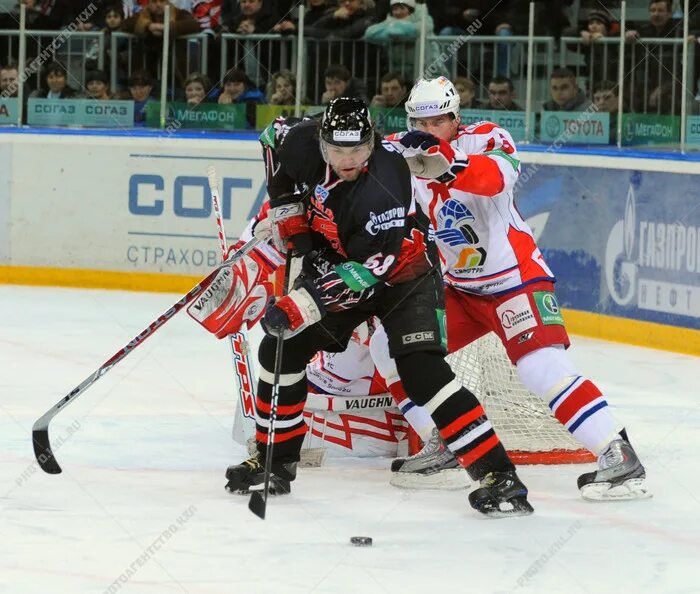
xmin=261 ymin=118 xmax=436 ymax=308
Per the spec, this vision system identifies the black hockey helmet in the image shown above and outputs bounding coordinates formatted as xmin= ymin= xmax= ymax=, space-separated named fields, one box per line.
xmin=320 ymin=97 xmax=374 ymax=147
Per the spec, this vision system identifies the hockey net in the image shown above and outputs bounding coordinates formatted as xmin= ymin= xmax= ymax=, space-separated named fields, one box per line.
xmin=446 ymin=333 xmax=595 ymax=464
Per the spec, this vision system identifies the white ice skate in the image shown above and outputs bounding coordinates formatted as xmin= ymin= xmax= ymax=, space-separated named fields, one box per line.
xmin=578 ymin=435 xmax=651 ymax=501
xmin=390 ymin=428 xmax=470 ymax=490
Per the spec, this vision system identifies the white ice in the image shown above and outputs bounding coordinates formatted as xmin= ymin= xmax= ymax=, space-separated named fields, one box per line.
xmin=1 ymin=285 xmax=699 ymax=594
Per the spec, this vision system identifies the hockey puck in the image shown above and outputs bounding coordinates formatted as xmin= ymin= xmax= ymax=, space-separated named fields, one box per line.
xmin=350 ymin=536 xmax=372 ymax=547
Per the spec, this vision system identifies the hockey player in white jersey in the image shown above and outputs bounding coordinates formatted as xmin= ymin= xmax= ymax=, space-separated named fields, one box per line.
xmin=371 ymin=76 xmax=649 ymax=503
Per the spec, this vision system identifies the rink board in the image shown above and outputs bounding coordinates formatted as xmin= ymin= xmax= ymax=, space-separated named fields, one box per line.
xmin=1 ymin=129 xmax=699 ymax=354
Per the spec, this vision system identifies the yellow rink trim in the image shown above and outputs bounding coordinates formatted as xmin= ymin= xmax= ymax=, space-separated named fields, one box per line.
xmin=0 ymin=265 xmax=201 ymax=294
xmin=562 ymin=309 xmax=700 ymax=356
xmin=2 ymin=265 xmax=699 ymax=356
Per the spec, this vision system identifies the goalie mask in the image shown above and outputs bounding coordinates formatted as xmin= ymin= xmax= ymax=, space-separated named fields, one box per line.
xmin=319 ymin=97 xmax=374 ymax=168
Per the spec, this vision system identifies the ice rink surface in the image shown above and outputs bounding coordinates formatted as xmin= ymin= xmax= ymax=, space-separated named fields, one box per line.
xmin=1 ymin=285 xmax=699 ymax=594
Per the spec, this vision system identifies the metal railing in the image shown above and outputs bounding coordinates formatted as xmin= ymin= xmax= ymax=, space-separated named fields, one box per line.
xmin=220 ymin=33 xmax=296 ymax=90
xmin=428 ymin=35 xmax=555 ymax=109
xmin=560 ymin=36 xmax=696 ymax=116
xmin=109 ymin=32 xmax=209 ymax=96
xmin=1 ymin=2 xmax=699 ymax=151
xmin=0 ymin=29 xmax=104 ymax=93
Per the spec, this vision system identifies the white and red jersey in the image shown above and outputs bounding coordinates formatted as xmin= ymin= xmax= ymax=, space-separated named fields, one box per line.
xmin=306 ymin=321 xmax=387 ymax=398
xmin=386 ymin=122 xmax=554 ymax=295
xmin=239 ymin=201 xmax=286 ymax=272
xmin=303 ymin=321 xmax=405 ymax=457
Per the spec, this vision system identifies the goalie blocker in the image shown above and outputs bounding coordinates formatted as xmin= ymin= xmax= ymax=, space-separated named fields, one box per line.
xmin=187 ymin=242 xmax=275 ymax=338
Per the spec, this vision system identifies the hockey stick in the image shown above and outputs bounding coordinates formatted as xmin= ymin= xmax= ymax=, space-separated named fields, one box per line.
xmin=206 ymin=166 xmax=257 ymax=438
xmin=31 ymin=236 xmax=261 ymax=475
xmin=249 ymin=250 xmax=293 ymax=520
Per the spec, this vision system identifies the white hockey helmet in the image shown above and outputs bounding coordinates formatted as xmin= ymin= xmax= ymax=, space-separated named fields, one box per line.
xmin=405 ymin=76 xmax=461 ymax=129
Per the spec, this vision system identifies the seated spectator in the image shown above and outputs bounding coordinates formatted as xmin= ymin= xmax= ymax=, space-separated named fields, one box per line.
xmin=364 ymin=0 xmax=433 ymax=76
xmin=31 ymin=62 xmax=77 ymax=99
xmin=122 ymin=0 xmax=201 ymax=37
xmin=94 ymin=2 xmax=129 ymax=69
xmin=218 ymin=67 xmax=264 ymax=127
xmin=321 ymin=64 xmax=368 ymax=104
xmin=370 ymin=72 xmax=408 ymax=109
xmin=580 ymin=9 xmax=611 ymax=43
xmin=267 ymin=69 xmax=301 ymax=105
xmin=454 ymin=76 xmax=486 ymax=109
xmin=364 ymin=0 xmax=419 ymax=43
xmin=576 ymin=9 xmax=618 ymax=83
xmin=121 ymin=0 xmax=200 ymax=84
xmin=626 ymin=0 xmax=681 ymax=40
xmin=0 ymin=61 xmax=19 ymax=98
xmin=84 ymin=70 xmax=112 ymax=100
xmin=487 ymin=76 xmax=522 ymax=110
xmin=593 ymin=80 xmax=619 ymax=113
xmin=128 ymin=70 xmax=154 ymax=125
xmin=218 ymin=68 xmax=265 ymax=104
xmin=184 ymin=72 xmax=212 ymax=105
xmin=542 ymin=68 xmax=592 ymax=112
xmin=592 ymin=80 xmax=620 ymax=143
xmin=307 ymin=0 xmax=373 ymax=39
xmin=221 ymin=0 xmax=278 ymax=34
xmin=625 ymin=1 xmax=690 ymax=113
xmin=304 ymin=0 xmax=333 ymax=28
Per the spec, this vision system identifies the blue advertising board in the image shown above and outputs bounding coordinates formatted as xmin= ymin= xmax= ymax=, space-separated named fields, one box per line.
xmin=516 ymin=165 xmax=700 ymax=330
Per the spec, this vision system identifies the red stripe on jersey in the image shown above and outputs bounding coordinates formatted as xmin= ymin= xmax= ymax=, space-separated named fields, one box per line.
xmin=426 ymin=181 xmax=450 ymax=231
xmin=440 ymin=405 xmax=486 ymax=439
xmin=466 ymin=122 xmax=500 ymax=135
xmin=387 ymin=380 xmax=408 ymax=405
xmin=456 ymin=433 xmax=500 ymax=467
xmin=451 ymin=154 xmax=504 ymax=196
xmin=554 ymin=380 xmax=602 ymax=426
xmin=506 ymin=225 xmax=550 ymax=282
xmin=256 ymin=424 xmax=307 ymax=444
xmin=370 ymin=367 xmax=390 ymax=395
xmin=255 ymin=397 xmax=306 ymax=416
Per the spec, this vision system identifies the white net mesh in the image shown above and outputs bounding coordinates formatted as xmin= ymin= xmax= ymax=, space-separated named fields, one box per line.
xmin=446 ymin=333 xmax=588 ymax=459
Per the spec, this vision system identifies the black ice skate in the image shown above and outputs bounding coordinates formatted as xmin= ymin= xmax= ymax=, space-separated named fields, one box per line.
xmin=577 ymin=433 xmax=650 ymax=501
xmin=225 ymin=455 xmax=297 ymax=496
xmin=468 ymin=470 xmax=534 ymax=518
xmin=390 ymin=429 xmax=470 ymax=490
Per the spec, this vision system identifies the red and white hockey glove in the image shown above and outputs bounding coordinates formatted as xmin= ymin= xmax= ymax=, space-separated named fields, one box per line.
xmin=399 ymin=130 xmax=469 ymax=183
xmin=269 ymin=193 xmax=313 ymax=255
xmin=187 ymin=250 xmax=274 ymax=338
xmin=261 ymin=279 xmax=325 ymax=338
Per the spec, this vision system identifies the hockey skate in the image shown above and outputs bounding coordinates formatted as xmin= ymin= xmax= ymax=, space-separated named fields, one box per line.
xmin=390 ymin=428 xmax=470 ymax=490
xmin=577 ymin=433 xmax=650 ymax=501
xmin=468 ymin=470 xmax=534 ymax=518
xmin=225 ymin=455 xmax=297 ymax=496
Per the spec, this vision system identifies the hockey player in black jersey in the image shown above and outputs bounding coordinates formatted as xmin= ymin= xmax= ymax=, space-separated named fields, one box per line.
xmin=219 ymin=98 xmax=533 ymax=517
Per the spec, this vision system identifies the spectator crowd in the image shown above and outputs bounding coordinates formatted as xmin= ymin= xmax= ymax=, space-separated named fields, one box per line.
xmin=0 ymin=0 xmax=699 ymax=132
